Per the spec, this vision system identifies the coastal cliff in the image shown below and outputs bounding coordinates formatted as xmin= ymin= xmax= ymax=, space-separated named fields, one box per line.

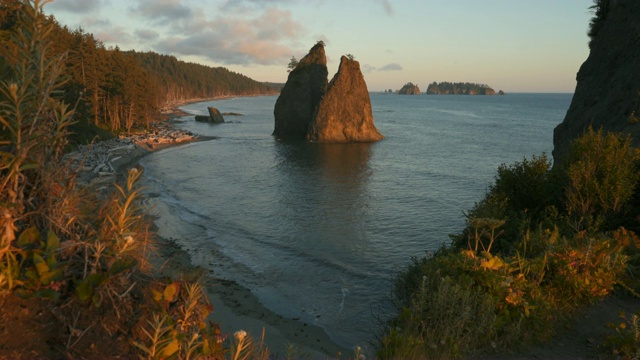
xmin=553 ymin=0 xmax=640 ymax=166
xmin=426 ymin=82 xmax=496 ymax=95
xmin=273 ymin=42 xmax=328 ymax=139
xmin=308 ymin=56 xmax=383 ymax=143
xmin=398 ymin=82 xmax=421 ymax=95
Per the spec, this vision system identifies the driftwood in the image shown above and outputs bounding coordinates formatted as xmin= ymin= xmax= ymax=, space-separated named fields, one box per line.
xmin=63 ymin=122 xmax=197 ymax=186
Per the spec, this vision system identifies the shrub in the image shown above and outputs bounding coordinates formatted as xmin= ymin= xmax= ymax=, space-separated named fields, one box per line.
xmin=565 ymin=127 xmax=640 ymax=232
xmin=453 ymin=154 xmax=564 ymax=255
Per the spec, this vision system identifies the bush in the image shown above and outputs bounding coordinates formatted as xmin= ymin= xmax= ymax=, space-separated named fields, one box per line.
xmin=453 ymin=154 xmax=564 ymax=255
xmin=565 ymin=127 xmax=640 ymax=232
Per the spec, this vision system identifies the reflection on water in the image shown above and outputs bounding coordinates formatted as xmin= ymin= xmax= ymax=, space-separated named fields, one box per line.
xmin=274 ymin=141 xmax=374 ymax=247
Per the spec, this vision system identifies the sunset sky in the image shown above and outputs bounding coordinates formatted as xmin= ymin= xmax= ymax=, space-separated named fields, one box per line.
xmin=46 ymin=0 xmax=594 ymax=93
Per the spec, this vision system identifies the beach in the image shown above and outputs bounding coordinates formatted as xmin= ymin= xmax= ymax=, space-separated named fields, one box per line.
xmin=77 ymin=104 xmax=352 ymax=359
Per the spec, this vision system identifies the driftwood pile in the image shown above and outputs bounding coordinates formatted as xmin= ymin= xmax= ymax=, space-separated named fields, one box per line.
xmin=63 ymin=122 xmax=196 ymax=186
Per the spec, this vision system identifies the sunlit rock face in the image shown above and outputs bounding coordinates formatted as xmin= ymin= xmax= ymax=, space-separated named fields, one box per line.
xmin=307 ymin=56 xmax=383 ymax=143
xmin=553 ymin=0 xmax=640 ymax=166
xmin=273 ymin=43 xmax=328 ymax=139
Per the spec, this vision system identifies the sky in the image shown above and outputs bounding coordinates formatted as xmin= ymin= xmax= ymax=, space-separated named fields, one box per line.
xmin=45 ymin=0 xmax=595 ymax=93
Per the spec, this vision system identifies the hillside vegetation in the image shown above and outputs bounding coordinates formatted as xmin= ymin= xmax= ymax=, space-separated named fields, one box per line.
xmin=426 ymin=81 xmax=495 ymax=95
xmin=0 ymin=0 xmax=277 ymax=140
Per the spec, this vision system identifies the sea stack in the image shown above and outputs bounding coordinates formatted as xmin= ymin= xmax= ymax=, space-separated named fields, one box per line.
xmin=307 ymin=56 xmax=383 ymax=143
xmin=552 ymin=0 xmax=640 ymax=166
xmin=398 ymin=82 xmax=421 ymax=95
xmin=273 ymin=42 xmax=328 ymax=139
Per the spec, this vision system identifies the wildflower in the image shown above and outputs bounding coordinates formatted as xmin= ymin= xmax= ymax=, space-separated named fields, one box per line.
xmin=124 ymin=235 xmax=134 ymax=245
xmin=234 ymin=330 xmax=247 ymax=342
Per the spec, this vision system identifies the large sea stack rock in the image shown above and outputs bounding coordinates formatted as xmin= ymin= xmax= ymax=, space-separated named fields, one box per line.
xmin=273 ymin=43 xmax=328 ymax=139
xmin=553 ymin=0 xmax=640 ymax=166
xmin=398 ymin=82 xmax=421 ymax=95
xmin=307 ymin=56 xmax=383 ymax=143
xmin=207 ymin=106 xmax=225 ymax=123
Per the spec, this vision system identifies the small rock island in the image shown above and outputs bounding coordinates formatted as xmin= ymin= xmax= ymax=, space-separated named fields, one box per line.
xmin=398 ymin=82 xmax=421 ymax=95
xmin=426 ymin=82 xmax=496 ymax=95
xmin=273 ymin=42 xmax=383 ymax=143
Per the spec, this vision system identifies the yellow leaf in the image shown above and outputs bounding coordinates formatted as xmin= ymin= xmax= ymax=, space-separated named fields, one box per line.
xmin=163 ymin=282 xmax=180 ymax=303
xmin=161 ymin=338 xmax=180 ymax=357
xmin=152 ymin=289 xmax=163 ymax=302
xmin=480 ymin=254 xmax=505 ymax=271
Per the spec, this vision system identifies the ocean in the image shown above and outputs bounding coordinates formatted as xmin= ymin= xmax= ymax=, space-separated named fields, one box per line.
xmin=140 ymin=93 xmax=572 ymax=350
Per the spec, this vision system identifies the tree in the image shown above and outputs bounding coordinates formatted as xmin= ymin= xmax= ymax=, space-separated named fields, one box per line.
xmin=346 ymin=53 xmax=355 ymax=61
xmin=287 ymin=55 xmax=298 ymax=73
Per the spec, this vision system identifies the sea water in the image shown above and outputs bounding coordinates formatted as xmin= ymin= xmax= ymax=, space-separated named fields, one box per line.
xmin=140 ymin=93 xmax=571 ymax=348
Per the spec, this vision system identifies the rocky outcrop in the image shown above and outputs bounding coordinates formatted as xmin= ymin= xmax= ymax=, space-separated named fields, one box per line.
xmin=398 ymin=82 xmax=421 ymax=95
xmin=207 ymin=107 xmax=225 ymax=123
xmin=307 ymin=56 xmax=383 ymax=143
xmin=273 ymin=42 xmax=328 ymax=139
xmin=498 ymin=90 xmax=506 ymax=95
xmin=195 ymin=106 xmax=225 ymax=123
xmin=552 ymin=0 xmax=640 ymax=166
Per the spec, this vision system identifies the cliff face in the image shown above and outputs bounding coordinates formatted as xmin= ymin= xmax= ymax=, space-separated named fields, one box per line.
xmin=307 ymin=56 xmax=383 ymax=143
xmin=553 ymin=0 xmax=640 ymax=166
xmin=398 ymin=83 xmax=421 ymax=95
xmin=273 ymin=43 xmax=328 ymax=139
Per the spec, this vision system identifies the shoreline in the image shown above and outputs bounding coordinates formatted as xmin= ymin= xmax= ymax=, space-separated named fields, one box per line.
xmin=107 ymin=100 xmax=353 ymax=358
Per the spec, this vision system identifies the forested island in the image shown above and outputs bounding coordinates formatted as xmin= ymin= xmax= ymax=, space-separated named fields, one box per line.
xmin=426 ymin=81 xmax=497 ymax=95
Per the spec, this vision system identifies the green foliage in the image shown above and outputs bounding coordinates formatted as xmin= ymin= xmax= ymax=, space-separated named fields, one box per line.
xmin=382 ymin=128 xmax=640 ymax=358
xmin=286 ymin=56 xmax=298 ymax=73
xmin=381 ymin=227 xmax=629 ymax=359
xmin=565 ymin=127 xmax=640 ymax=231
xmin=0 ymin=0 xmax=74 ymax=294
xmin=454 ymin=154 xmax=564 ymax=254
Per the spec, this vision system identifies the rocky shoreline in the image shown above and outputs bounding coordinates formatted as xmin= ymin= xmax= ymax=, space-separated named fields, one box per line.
xmin=64 ymin=101 xmax=351 ymax=358
xmin=62 ymin=121 xmax=202 ymax=188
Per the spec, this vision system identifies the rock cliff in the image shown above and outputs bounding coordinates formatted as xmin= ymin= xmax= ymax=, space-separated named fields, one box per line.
xmin=553 ymin=0 xmax=640 ymax=166
xmin=273 ymin=43 xmax=328 ymax=139
xmin=307 ymin=56 xmax=383 ymax=143
xmin=398 ymin=82 xmax=421 ymax=95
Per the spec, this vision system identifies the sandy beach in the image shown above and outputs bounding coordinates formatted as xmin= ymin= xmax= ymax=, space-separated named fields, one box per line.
xmin=89 ymin=104 xmax=353 ymax=359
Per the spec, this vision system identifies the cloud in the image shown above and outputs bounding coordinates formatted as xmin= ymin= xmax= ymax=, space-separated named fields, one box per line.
xmin=361 ymin=64 xmax=377 ymax=74
xmin=94 ymin=27 xmax=133 ymax=46
xmin=153 ymin=8 xmax=303 ymax=65
xmin=378 ymin=63 xmax=403 ymax=71
xmin=131 ymin=0 xmax=192 ymax=23
xmin=378 ymin=0 xmax=393 ymax=16
xmin=135 ymin=29 xmax=159 ymax=41
xmin=48 ymin=0 xmax=106 ymax=14
xmin=219 ymin=0 xmax=299 ymax=11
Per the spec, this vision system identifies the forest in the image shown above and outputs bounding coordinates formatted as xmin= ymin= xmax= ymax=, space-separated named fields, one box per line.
xmin=426 ymin=81 xmax=495 ymax=95
xmin=0 ymin=0 xmax=278 ymax=140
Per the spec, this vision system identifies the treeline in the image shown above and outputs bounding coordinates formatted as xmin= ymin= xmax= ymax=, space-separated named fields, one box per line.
xmin=129 ymin=51 xmax=279 ymax=107
xmin=0 ymin=1 xmax=278 ymax=135
xmin=426 ymin=81 xmax=495 ymax=95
